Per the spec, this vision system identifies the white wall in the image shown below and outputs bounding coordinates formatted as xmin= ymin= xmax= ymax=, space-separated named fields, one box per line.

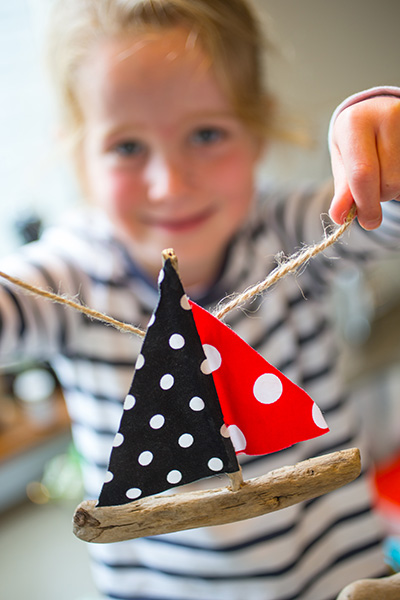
xmin=257 ymin=0 xmax=400 ymax=182
xmin=1 ymin=0 xmax=400 ymax=253
xmin=0 ymin=0 xmax=77 ymax=255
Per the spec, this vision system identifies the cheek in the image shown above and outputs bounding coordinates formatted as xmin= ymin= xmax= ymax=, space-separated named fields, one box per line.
xmin=94 ymin=170 xmax=142 ymax=214
xmin=206 ymin=150 xmax=256 ymax=204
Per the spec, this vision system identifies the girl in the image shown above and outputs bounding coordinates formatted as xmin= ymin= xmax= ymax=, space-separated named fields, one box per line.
xmin=2 ymin=0 xmax=400 ymax=598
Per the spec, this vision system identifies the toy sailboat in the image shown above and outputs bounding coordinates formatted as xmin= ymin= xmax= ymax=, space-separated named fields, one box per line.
xmin=73 ymin=249 xmax=361 ymax=544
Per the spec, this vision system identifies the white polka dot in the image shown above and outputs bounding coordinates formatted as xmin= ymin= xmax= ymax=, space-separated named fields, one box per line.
xmin=169 ymin=333 xmax=185 ymax=350
xmin=220 ymin=424 xmax=230 ymax=438
xmin=189 ymin=396 xmax=205 ymax=411
xmin=253 ymin=373 xmax=283 ymax=404
xmin=178 ymin=433 xmax=194 ymax=448
xmin=138 ymin=451 xmax=153 ymax=466
xmin=167 ymin=470 xmax=182 ymax=484
xmin=180 ymin=294 xmax=192 ymax=310
xmin=124 ymin=394 xmax=136 ymax=410
xmin=227 ymin=425 xmax=247 ymax=453
xmin=126 ymin=487 xmax=142 ymax=500
xmin=201 ymin=360 xmax=210 ymax=375
xmin=208 ymin=457 xmax=224 ymax=472
xmin=312 ymin=403 xmax=328 ymax=429
xmin=158 ymin=269 xmax=165 ymax=284
xmin=148 ymin=314 xmax=155 ymax=327
xmin=135 ymin=354 xmax=145 ymax=370
xmin=201 ymin=344 xmax=222 ymax=374
xmin=113 ymin=432 xmax=124 ymax=447
xmin=104 ymin=471 xmax=114 ymax=483
xmin=160 ymin=373 xmax=174 ymax=390
xmin=150 ymin=414 xmax=165 ymax=429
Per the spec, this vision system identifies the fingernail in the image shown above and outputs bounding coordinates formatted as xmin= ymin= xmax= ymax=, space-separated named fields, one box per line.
xmin=363 ymin=217 xmax=381 ymax=230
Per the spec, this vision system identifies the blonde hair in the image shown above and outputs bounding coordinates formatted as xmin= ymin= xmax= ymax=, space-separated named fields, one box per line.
xmin=46 ymin=0 xmax=274 ymax=149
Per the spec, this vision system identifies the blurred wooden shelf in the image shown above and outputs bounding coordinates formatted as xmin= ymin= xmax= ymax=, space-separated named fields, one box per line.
xmin=0 ymin=390 xmax=71 ymax=464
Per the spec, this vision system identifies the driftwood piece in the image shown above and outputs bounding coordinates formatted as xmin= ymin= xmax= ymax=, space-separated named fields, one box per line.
xmin=336 ymin=572 xmax=400 ymax=599
xmin=73 ymin=447 xmax=360 ymax=544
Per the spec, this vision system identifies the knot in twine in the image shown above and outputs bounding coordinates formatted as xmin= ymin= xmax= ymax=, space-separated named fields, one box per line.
xmin=0 ymin=206 xmax=357 ymax=337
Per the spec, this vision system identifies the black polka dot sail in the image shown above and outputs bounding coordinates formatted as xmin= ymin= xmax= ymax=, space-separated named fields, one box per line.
xmin=97 ymin=258 xmax=239 ymax=506
xmin=97 ymin=253 xmax=329 ymax=507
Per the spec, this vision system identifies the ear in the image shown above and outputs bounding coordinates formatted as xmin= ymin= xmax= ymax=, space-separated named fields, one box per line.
xmin=250 ymin=135 xmax=268 ymax=169
xmin=254 ymin=137 xmax=268 ymax=162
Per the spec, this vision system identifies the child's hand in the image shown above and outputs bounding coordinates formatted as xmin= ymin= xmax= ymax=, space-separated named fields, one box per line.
xmin=329 ymin=96 xmax=400 ymax=230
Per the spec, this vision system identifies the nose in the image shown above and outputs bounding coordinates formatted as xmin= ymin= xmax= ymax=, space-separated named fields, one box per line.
xmin=145 ymin=152 xmax=190 ymax=203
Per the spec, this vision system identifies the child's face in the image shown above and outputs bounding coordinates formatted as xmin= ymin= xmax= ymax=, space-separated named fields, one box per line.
xmin=76 ymin=27 xmax=262 ymax=287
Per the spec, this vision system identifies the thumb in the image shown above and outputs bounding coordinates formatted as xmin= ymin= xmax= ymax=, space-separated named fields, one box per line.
xmin=329 ymin=149 xmax=356 ymax=224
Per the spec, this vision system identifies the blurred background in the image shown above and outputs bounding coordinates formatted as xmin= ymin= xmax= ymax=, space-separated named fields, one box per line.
xmin=1 ymin=0 xmax=400 ymax=598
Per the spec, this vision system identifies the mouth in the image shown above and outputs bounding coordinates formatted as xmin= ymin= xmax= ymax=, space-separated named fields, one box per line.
xmin=142 ymin=206 xmax=217 ymax=233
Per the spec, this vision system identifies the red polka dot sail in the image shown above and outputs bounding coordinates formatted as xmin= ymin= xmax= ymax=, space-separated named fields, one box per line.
xmin=189 ymin=301 xmax=329 ymax=456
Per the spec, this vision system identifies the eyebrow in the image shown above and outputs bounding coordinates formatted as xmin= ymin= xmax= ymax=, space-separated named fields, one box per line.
xmin=99 ymin=110 xmax=238 ymax=134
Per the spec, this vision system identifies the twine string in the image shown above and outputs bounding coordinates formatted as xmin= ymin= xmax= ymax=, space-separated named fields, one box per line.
xmin=0 ymin=207 xmax=356 ymax=337
xmin=213 ymin=206 xmax=356 ymax=320
xmin=0 ymin=270 xmax=146 ymax=337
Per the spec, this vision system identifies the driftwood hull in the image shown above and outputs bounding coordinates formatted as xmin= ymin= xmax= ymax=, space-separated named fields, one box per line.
xmin=73 ymin=448 xmax=361 ymax=544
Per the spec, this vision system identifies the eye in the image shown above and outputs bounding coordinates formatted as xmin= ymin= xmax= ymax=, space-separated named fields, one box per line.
xmin=190 ymin=127 xmax=225 ymax=146
xmin=113 ymin=140 xmax=145 ymax=157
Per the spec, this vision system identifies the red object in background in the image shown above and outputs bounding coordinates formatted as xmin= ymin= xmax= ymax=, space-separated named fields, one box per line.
xmin=373 ymin=452 xmax=400 ymax=530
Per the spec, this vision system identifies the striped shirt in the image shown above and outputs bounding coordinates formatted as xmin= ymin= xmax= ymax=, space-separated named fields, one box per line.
xmin=1 ymin=183 xmax=400 ymax=600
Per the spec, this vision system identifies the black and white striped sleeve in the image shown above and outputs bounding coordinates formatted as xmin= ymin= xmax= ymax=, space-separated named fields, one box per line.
xmin=0 ymin=245 xmax=83 ymax=365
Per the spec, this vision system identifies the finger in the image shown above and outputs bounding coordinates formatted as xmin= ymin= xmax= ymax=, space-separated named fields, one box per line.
xmin=375 ymin=102 xmax=400 ymax=202
xmin=329 ymin=147 xmax=357 ymax=224
xmin=332 ymin=109 xmax=382 ymax=230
